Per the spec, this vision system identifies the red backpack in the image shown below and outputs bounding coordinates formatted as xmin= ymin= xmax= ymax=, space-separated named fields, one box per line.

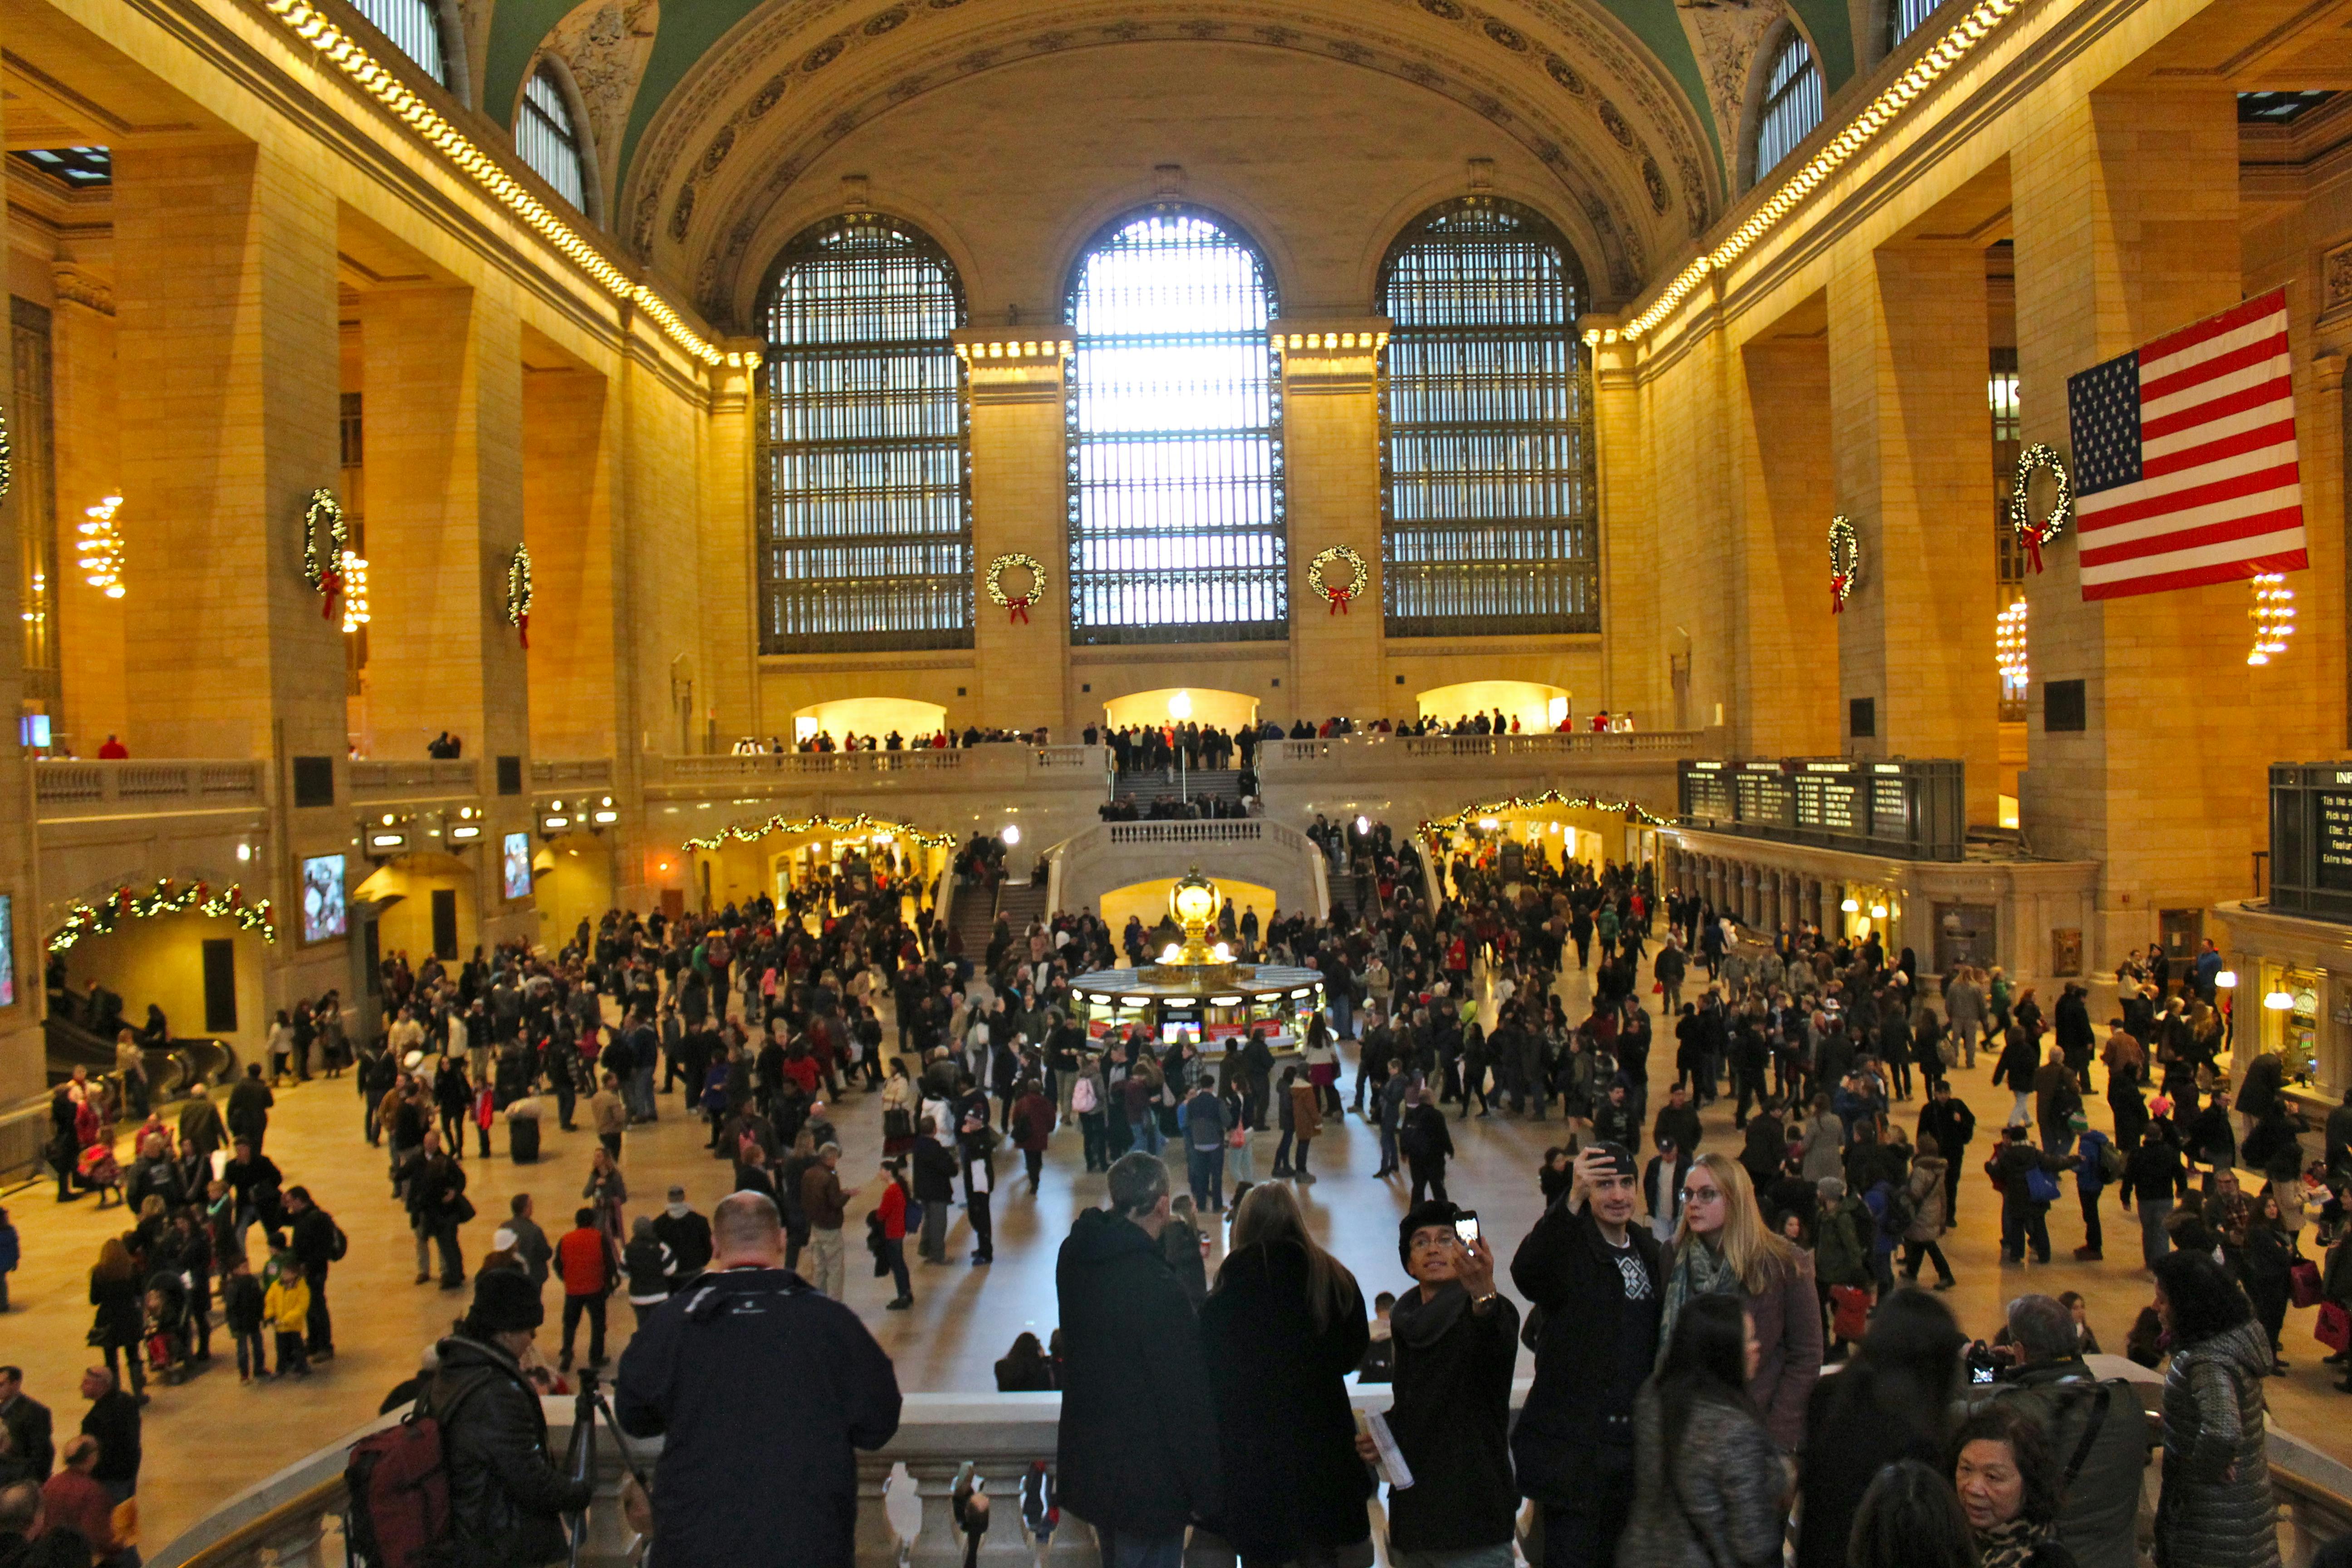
xmin=343 ymin=1373 xmax=493 ymax=1568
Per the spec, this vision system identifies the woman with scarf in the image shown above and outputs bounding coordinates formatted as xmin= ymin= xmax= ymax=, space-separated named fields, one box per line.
xmin=1655 ymin=1151 xmax=1822 ymax=1452
xmin=1950 ymin=1405 xmax=2080 ymax=1568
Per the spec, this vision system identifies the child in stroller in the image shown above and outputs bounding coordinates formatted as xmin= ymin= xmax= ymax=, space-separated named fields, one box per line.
xmin=143 ymin=1269 xmax=191 ymax=1384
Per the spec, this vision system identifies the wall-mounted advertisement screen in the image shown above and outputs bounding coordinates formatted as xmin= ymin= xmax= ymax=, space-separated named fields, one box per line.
xmin=301 ymin=854 xmax=348 ymax=944
xmin=0 ymin=893 xmax=14 ymax=1007
xmin=503 ymin=833 xmax=533 ymax=901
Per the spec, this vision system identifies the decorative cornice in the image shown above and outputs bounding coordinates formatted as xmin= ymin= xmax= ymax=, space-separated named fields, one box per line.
xmin=51 ymin=265 xmax=115 ymax=317
xmin=1271 ymin=318 xmax=1390 ymax=396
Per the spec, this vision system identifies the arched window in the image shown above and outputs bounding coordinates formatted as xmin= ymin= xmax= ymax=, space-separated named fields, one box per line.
xmin=1752 ymin=31 xmax=1823 ymax=182
xmin=1066 ymin=208 xmax=1284 ymax=644
xmin=1886 ymin=0 xmax=1941 ymax=49
xmin=516 ymin=65 xmax=587 ymax=211
xmin=351 ymin=0 xmax=447 ymax=86
xmin=1379 ymin=198 xmax=1597 ymax=636
xmin=757 ymin=215 xmax=970 ymax=652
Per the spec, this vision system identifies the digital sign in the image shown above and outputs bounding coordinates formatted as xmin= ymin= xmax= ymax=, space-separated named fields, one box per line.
xmin=503 ymin=833 xmax=533 ymax=901
xmin=301 ymin=854 xmax=347 ymax=944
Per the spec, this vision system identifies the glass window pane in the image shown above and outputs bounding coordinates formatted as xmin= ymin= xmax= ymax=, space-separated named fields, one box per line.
xmin=758 ymin=216 xmax=972 ymax=653
xmin=1755 ymin=34 xmax=1821 ymax=180
xmin=1379 ymin=198 xmax=1597 ymax=638
xmin=516 ymin=68 xmax=586 ymax=211
xmin=1066 ymin=210 xmax=1286 ymax=645
xmin=350 ymin=0 xmax=446 ymax=86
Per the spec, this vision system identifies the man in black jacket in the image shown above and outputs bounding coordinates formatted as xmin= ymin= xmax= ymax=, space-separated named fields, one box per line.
xmin=1400 ymin=1083 xmax=1454 ymax=1204
xmin=426 ymin=1271 xmax=593 ymax=1567
xmin=1055 ymin=1152 xmax=1220 ymax=1567
xmin=1919 ymin=1081 xmax=1977 ymax=1223
xmin=284 ymin=1186 xmax=340 ymax=1359
xmin=911 ymin=1120 xmax=958 ymax=1264
xmin=650 ymin=1186 xmax=713 ymax=1289
xmin=1509 ymin=1142 xmax=1661 ymax=1568
xmin=0 ymin=1369 xmax=52 ymax=1480
xmin=617 ymin=1191 xmax=900 ymax=1567
xmin=1361 ymin=1200 xmax=1520 ymax=1562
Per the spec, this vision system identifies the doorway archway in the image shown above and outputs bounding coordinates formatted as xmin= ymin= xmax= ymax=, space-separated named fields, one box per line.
xmin=1416 ymin=680 xmax=1572 ymax=734
xmin=792 ymin=697 xmax=947 ymax=746
xmin=1102 ymin=686 xmax=1259 ymax=734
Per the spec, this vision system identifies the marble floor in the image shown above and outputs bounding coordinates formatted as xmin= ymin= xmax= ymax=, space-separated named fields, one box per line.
xmin=6 ymin=958 xmax=2347 ymax=1547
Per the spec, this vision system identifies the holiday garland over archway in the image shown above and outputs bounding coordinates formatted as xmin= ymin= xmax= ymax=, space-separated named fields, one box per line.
xmin=506 ymin=542 xmax=534 ymax=648
xmin=49 ymin=878 xmax=278 ymax=954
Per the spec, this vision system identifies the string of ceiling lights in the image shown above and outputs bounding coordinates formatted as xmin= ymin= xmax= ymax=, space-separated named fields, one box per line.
xmin=257 ymin=0 xmax=756 ymax=373
xmin=1589 ymin=0 xmax=2028 ymax=350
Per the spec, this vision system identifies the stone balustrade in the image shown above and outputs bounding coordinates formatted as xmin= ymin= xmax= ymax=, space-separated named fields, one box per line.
xmin=32 ymin=759 xmax=269 ymax=819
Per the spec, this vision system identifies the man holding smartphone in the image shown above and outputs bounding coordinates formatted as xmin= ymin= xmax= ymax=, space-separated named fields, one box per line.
xmin=1359 ymin=1200 xmax=1520 ymax=1568
xmin=1509 ymin=1144 xmax=1662 ymax=1568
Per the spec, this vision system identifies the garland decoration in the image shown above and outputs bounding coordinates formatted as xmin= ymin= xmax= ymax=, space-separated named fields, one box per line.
xmin=48 ymin=878 xmax=278 ymax=954
xmin=506 ymin=542 xmax=534 ymax=648
xmin=1307 ymin=545 xmax=1368 ymax=615
xmin=985 ymin=553 xmax=1045 ymax=624
xmin=302 ymin=490 xmax=348 ymax=621
xmin=1828 ymin=515 xmax=1859 ymax=614
xmin=683 ymin=812 xmax=956 ymax=854
xmin=1419 ymin=788 xmax=1671 ymax=842
xmin=0 ymin=400 xmax=13 ymax=503
xmin=2008 ymin=443 xmax=2073 ymax=574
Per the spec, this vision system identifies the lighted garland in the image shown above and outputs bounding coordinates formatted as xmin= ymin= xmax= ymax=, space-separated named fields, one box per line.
xmin=505 ymin=542 xmax=534 ymax=648
xmin=301 ymin=489 xmax=348 ymax=621
xmin=2008 ymin=443 xmax=2073 ymax=574
xmin=1828 ymin=515 xmax=1859 ymax=614
xmin=49 ymin=878 xmax=278 ymax=954
xmin=1419 ymin=788 xmax=1672 ymax=842
xmin=684 ymin=812 xmax=956 ymax=854
xmin=0 ymin=400 xmax=13 ymax=502
xmin=1307 ymin=545 xmax=1368 ymax=615
xmin=984 ymin=553 xmax=1045 ymax=624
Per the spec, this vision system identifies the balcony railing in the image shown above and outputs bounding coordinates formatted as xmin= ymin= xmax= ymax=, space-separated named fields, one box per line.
xmin=651 ymin=746 xmax=1108 ymax=790
xmin=33 ymin=759 xmax=268 ymax=817
xmin=348 ymin=758 xmax=480 ymax=799
xmin=1263 ymin=730 xmax=1702 ymax=769
xmin=531 ymin=756 xmax=614 ymax=787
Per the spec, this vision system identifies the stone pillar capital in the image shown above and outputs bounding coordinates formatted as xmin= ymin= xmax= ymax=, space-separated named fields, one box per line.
xmin=1270 ymin=318 xmax=1389 ymax=395
xmin=954 ymin=329 xmax=1071 ymax=406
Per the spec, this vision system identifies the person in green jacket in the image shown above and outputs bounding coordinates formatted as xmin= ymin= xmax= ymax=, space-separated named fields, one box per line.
xmin=1813 ymin=1175 xmax=1875 ymax=1361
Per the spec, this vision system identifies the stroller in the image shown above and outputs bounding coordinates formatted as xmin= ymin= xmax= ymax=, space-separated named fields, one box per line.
xmin=77 ymin=1142 xmax=123 ymax=1207
xmin=143 ymin=1270 xmax=191 ymax=1384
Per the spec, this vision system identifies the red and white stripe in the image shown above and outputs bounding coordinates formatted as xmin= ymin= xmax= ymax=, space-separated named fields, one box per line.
xmin=2077 ymin=288 xmax=2308 ymax=601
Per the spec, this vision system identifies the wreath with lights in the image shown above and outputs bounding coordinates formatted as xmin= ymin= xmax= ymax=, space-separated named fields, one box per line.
xmin=1828 ymin=515 xmax=1860 ymax=614
xmin=985 ymin=552 xmax=1046 ymax=624
xmin=0 ymin=400 xmax=13 ymax=503
xmin=505 ymin=542 xmax=534 ymax=649
xmin=1307 ymin=545 xmax=1368 ymax=614
xmin=302 ymin=489 xmax=348 ymax=621
xmin=2009 ymin=443 xmax=2073 ymax=575
xmin=48 ymin=877 xmax=278 ymax=954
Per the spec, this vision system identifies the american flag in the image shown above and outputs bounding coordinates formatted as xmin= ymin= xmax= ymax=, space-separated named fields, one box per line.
xmin=2065 ymin=288 xmax=2307 ymax=601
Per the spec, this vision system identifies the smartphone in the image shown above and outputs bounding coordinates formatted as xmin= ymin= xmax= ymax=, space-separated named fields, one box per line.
xmin=1454 ymin=1211 xmax=1480 ymax=1245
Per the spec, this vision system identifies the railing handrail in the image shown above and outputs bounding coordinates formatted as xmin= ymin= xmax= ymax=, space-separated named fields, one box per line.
xmin=33 ymin=757 xmax=269 ymax=813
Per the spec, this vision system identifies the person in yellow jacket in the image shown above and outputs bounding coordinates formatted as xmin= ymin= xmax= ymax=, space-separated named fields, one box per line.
xmin=263 ymin=1250 xmax=312 ymax=1378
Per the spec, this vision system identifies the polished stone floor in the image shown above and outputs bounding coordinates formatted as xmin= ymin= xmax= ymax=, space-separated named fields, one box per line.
xmin=6 ymin=959 xmax=2347 ymax=1546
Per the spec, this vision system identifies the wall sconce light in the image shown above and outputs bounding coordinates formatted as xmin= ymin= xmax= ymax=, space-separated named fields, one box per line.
xmin=2263 ymin=990 xmax=2294 ymax=1011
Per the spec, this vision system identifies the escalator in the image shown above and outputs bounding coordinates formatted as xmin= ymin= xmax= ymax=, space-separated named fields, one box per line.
xmin=43 ymin=1013 xmax=238 ymax=1100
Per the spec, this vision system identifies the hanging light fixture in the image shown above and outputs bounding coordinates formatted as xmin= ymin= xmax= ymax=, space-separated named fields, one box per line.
xmin=77 ymin=495 xmax=124 ymax=598
xmin=340 ymin=549 xmax=370 ymax=633
xmin=2247 ymin=574 xmax=2295 ymax=665
xmin=2214 ymin=970 xmax=2237 ymax=990
xmin=1840 ymin=897 xmax=1860 ymax=912
xmin=2263 ymin=988 xmax=2295 ymax=1011
xmin=1995 ymin=598 xmax=2029 ymax=690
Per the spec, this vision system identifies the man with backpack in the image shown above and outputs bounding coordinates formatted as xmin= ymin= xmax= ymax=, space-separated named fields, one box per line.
xmin=1961 ymin=1294 xmax=2146 ymax=1568
xmin=354 ymin=1270 xmax=591 ymax=1568
xmin=284 ymin=1186 xmax=345 ymax=1361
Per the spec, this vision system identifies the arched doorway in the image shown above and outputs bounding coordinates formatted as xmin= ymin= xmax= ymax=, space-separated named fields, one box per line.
xmin=1420 ymin=790 xmax=1671 ymax=888
xmin=1098 ymin=875 xmax=1277 ymax=939
xmin=791 ymin=697 xmax=948 ymax=747
xmin=1416 ymin=680 xmax=1572 ymax=735
xmin=1102 ymin=686 xmax=1259 ymax=735
xmin=353 ymin=850 xmax=479 ymax=965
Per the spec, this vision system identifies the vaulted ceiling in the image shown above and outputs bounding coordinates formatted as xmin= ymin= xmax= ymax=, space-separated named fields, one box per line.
xmin=459 ymin=0 xmax=1874 ymax=323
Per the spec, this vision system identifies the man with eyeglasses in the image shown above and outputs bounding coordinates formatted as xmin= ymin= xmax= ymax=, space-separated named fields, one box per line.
xmin=1509 ymin=1143 xmax=1662 ymax=1568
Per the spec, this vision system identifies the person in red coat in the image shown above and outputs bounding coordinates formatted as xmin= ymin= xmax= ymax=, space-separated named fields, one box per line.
xmin=1011 ymin=1080 xmax=1055 ymax=1195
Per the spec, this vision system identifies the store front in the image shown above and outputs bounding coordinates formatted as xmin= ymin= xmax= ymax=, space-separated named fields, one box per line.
xmin=2213 ymin=900 xmax=2352 ymax=1101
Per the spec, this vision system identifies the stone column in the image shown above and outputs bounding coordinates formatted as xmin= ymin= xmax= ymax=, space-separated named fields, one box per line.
xmin=1736 ymin=336 xmax=1841 ymax=755
xmin=521 ymin=351 xmax=618 ymax=758
xmin=357 ymin=282 xmax=529 ymax=766
xmin=114 ymin=142 xmax=344 ymax=761
xmin=1827 ymin=242 xmax=1999 ymax=824
xmin=49 ymin=265 xmax=127 ymax=750
xmin=699 ymin=338 xmax=760 ymax=743
xmin=0 ymin=103 xmax=37 ymax=1098
xmin=956 ymin=330 xmax=1071 ymax=735
xmin=2012 ymin=87 xmax=2279 ymax=963
xmin=1590 ymin=327 xmax=1666 ymax=725
xmin=1273 ymin=322 xmax=1386 ymax=719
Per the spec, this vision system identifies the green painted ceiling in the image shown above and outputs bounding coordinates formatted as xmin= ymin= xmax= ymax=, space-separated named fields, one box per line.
xmin=479 ymin=0 xmax=1867 ymax=194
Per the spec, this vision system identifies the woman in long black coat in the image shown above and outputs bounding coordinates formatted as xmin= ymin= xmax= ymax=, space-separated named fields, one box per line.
xmin=1200 ymin=1182 xmax=1372 ymax=1566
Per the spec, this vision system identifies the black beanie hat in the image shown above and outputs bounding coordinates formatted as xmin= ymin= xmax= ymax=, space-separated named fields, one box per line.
xmin=466 ymin=1267 xmax=545 ymax=1334
xmin=1398 ymin=1200 xmax=1463 ymax=1270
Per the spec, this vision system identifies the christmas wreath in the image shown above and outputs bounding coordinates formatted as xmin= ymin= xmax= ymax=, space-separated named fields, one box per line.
xmin=506 ymin=542 xmax=534 ymax=648
xmin=1307 ymin=545 xmax=1368 ymax=614
xmin=985 ymin=553 xmax=1046 ymax=624
xmin=2009 ymin=443 xmax=2073 ymax=574
xmin=302 ymin=489 xmax=348 ymax=621
xmin=1828 ymin=515 xmax=1859 ymax=613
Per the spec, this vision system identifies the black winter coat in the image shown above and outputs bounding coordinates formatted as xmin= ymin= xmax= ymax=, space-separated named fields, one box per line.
xmin=616 ymin=1268 xmax=901 ymax=1567
xmin=1054 ymin=1207 xmax=1222 ymax=1534
xmin=1199 ymin=1240 xmax=1371 ymax=1556
xmin=1385 ymin=1286 xmax=1523 ymax=1553
xmin=1509 ymin=1204 xmax=1662 ymax=1501
xmin=424 ymin=1336 xmax=591 ymax=1568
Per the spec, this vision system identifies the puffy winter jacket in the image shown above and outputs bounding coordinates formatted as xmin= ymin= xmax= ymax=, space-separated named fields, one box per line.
xmin=2156 ymin=1318 xmax=2282 ymax=1568
xmin=424 ymin=1335 xmax=593 ymax=1568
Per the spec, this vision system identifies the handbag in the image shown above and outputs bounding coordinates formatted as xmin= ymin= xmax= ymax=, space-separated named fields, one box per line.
xmin=1829 ymin=1284 xmax=1871 ymax=1342
xmin=2291 ymin=1259 xmax=2325 ymax=1310
xmin=2025 ymin=1166 xmax=2062 ymax=1204
xmin=1226 ymin=1125 xmax=1246 ymax=1149
xmin=2316 ymin=1300 xmax=2352 ymax=1354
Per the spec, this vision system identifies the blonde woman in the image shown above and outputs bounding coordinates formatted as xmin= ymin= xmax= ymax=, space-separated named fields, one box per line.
xmin=1657 ymin=1151 xmax=1822 ymax=1452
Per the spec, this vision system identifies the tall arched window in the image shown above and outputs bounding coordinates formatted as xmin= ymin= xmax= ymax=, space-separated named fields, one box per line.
xmin=1066 ymin=208 xmax=1284 ymax=643
xmin=351 ymin=0 xmax=447 ymax=86
xmin=757 ymin=214 xmax=971 ymax=652
xmin=1379 ymin=198 xmax=1597 ymax=636
xmin=516 ymin=65 xmax=588 ymax=211
xmin=1752 ymin=31 xmax=1823 ymax=181
xmin=1885 ymin=0 xmax=1941 ymax=49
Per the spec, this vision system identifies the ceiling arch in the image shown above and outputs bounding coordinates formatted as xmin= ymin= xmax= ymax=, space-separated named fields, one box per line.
xmin=609 ymin=0 xmax=1732 ymax=324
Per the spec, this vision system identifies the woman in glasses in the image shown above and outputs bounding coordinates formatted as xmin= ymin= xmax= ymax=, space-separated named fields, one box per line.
xmin=1656 ymin=1151 xmax=1823 ymax=1453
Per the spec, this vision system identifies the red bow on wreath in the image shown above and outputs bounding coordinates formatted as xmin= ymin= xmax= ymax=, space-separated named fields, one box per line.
xmin=1830 ymin=573 xmax=1849 ymax=614
xmin=2022 ymin=532 xmax=2044 ymax=576
xmin=1008 ymin=596 xmax=1032 ymax=625
xmin=319 ymin=562 xmax=341 ymax=622
xmin=518 ymin=612 xmax=530 ymax=650
xmin=1326 ymin=588 xmax=1350 ymax=615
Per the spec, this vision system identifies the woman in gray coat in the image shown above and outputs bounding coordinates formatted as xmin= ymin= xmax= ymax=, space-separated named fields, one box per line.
xmin=2152 ymin=1250 xmax=2281 ymax=1568
xmin=1621 ymin=1293 xmax=1787 ymax=1568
